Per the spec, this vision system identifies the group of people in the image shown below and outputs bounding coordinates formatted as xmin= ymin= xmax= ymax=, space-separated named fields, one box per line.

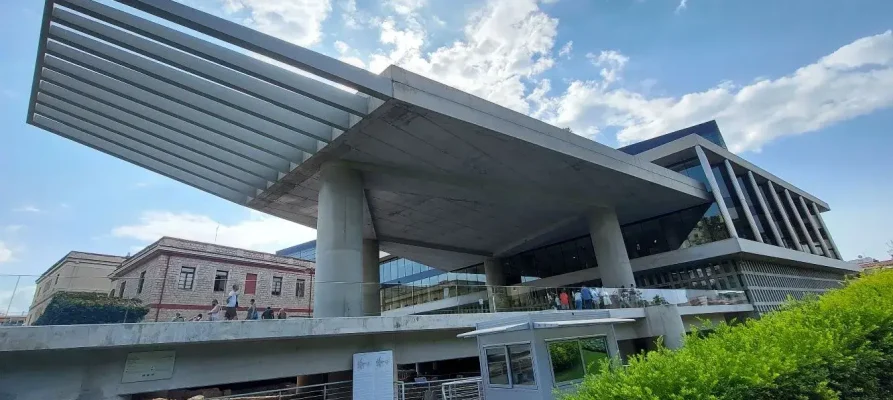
xmin=548 ymin=285 xmax=642 ymax=310
xmin=169 ymin=284 xmax=290 ymax=322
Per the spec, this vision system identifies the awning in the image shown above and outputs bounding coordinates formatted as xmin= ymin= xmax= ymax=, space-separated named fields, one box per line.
xmin=457 ymin=322 xmax=529 ymax=338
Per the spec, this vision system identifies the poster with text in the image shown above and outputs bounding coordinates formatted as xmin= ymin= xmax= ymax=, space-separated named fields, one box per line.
xmin=352 ymin=350 xmax=394 ymax=400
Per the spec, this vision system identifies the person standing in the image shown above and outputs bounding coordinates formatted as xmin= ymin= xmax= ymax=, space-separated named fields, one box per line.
xmin=208 ymin=299 xmax=221 ymax=321
xmin=245 ymin=298 xmax=258 ymax=320
xmin=225 ymin=284 xmax=240 ymax=320
xmin=581 ymin=285 xmax=592 ymax=309
xmin=559 ymin=290 xmax=569 ymax=310
xmin=573 ymin=290 xmax=582 ymax=310
xmin=261 ymin=306 xmax=274 ymax=320
xmin=277 ymin=308 xmax=288 ymax=319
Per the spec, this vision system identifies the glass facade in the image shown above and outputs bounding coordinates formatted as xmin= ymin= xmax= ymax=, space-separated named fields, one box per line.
xmin=618 ymin=120 xmax=727 ymax=155
xmin=276 ymin=241 xmax=317 ymax=261
xmin=379 ymin=261 xmax=486 ymax=311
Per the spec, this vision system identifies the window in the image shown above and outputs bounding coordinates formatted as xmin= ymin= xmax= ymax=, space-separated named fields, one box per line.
xmin=119 ymin=281 xmax=126 ymax=298
xmin=272 ymin=276 xmax=282 ymax=296
xmin=178 ymin=267 xmax=195 ymax=290
xmin=213 ymin=270 xmax=229 ymax=292
xmin=137 ymin=271 xmax=146 ymax=294
xmin=55 ymin=274 xmax=59 ymax=285
xmin=485 ymin=347 xmax=509 ymax=386
xmin=508 ymin=344 xmax=536 ymax=386
xmin=484 ymin=344 xmax=536 ymax=388
xmin=245 ymin=273 xmax=257 ymax=295
xmin=296 ymin=278 xmax=306 ymax=298
xmin=547 ymin=336 xmax=610 ymax=386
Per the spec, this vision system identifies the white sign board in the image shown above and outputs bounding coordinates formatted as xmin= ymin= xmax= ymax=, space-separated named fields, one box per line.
xmin=122 ymin=351 xmax=176 ymax=383
xmin=352 ymin=350 xmax=394 ymax=400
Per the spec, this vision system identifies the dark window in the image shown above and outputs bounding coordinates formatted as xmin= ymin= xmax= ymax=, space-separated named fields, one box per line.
xmin=272 ymin=276 xmax=282 ymax=296
xmin=213 ymin=270 xmax=229 ymax=292
xmin=296 ymin=278 xmax=306 ymax=297
xmin=119 ymin=281 xmax=126 ymax=298
xmin=137 ymin=271 xmax=146 ymax=294
xmin=178 ymin=267 xmax=195 ymax=290
xmin=55 ymin=274 xmax=59 ymax=285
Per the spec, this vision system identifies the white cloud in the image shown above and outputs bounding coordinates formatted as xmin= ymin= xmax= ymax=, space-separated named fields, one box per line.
xmin=111 ymin=211 xmax=316 ymax=254
xmin=0 ymin=285 xmax=35 ymax=315
xmin=587 ymin=50 xmax=629 ymax=83
xmin=675 ymin=0 xmax=688 ymax=14
xmin=219 ymin=0 xmax=332 ymax=46
xmin=341 ymin=0 xmax=363 ymax=29
xmin=0 ymin=241 xmax=12 ymax=263
xmin=558 ymin=41 xmax=573 ymax=59
xmin=333 ymin=40 xmax=366 ymax=69
xmin=367 ymin=0 xmax=558 ymax=114
xmin=386 ymin=0 xmax=425 ymax=15
xmin=13 ymin=205 xmax=41 ymax=213
xmin=539 ymin=30 xmax=893 ymax=152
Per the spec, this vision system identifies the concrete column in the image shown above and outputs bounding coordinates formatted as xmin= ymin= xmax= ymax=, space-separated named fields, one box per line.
xmin=811 ymin=202 xmax=842 ymax=260
xmin=644 ymin=305 xmax=686 ymax=350
xmin=484 ymin=258 xmax=506 ymax=312
xmin=362 ymin=239 xmax=381 ymax=316
xmin=723 ymin=160 xmax=762 ymax=243
xmin=315 ymin=163 xmax=365 ymax=318
xmin=766 ymin=181 xmax=802 ymax=251
xmin=746 ymin=171 xmax=785 ymax=248
xmin=695 ymin=146 xmax=738 ymax=238
xmin=588 ymin=207 xmax=635 ymax=287
xmin=784 ymin=189 xmax=817 ymax=254
xmin=798 ymin=197 xmax=831 ymax=258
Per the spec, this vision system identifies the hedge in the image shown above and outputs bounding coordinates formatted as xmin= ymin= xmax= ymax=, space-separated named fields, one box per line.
xmin=565 ymin=269 xmax=893 ymax=400
xmin=34 ymin=291 xmax=150 ymax=326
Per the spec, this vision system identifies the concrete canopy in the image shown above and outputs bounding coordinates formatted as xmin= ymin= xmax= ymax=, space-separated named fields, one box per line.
xmin=27 ymin=0 xmax=710 ymax=270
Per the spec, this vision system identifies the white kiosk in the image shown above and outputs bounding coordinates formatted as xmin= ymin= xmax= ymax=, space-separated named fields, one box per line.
xmin=458 ymin=311 xmax=633 ymax=400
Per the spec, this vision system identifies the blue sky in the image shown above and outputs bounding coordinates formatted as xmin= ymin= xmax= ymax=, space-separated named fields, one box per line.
xmin=1 ymin=0 xmax=892 ymax=312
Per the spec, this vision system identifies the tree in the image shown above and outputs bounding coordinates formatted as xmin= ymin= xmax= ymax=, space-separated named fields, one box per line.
xmin=34 ymin=292 xmax=149 ymax=326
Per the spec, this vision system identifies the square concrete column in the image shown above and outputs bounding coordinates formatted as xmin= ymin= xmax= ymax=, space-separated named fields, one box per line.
xmin=315 ymin=163 xmax=365 ymax=318
xmin=588 ymin=207 xmax=635 ymax=288
xmin=766 ymin=181 xmax=802 ymax=252
xmin=724 ymin=160 xmax=762 ymax=243
xmin=746 ymin=171 xmax=785 ymax=248
xmin=810 ymin=202 xmax=842 ymax=260
xmin=484 ymin=258 xmax=507 ymax=312
xmin=784 ymin=189 xmax=817 ymax=254
xmin=362 ymin=239 xmax=381 ymax=316
xmin=695 ymin=146 xmax=738 ymax=239
xmin=798 ymin=196 xmax=831 ymax=258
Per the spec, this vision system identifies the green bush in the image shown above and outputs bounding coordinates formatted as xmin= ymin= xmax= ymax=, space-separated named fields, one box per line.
xmin=564 ymin=270 xmax=893 ymax=400
xmin=34 ymin=291 xmax=150 ymax=326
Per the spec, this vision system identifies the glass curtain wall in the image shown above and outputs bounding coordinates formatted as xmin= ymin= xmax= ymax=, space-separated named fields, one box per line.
xmin=379 ymin=260 xmax=486 ymax=311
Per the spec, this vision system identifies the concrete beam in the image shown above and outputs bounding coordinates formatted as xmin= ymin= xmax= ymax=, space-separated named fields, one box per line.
xmin=767 ymin=181 xmax=802 ymax=252
xmin=799 ymin=196 xmax=831 ymax=258
xmin=111 ymin=0 xmax=394 ymax=99
xmin=51 ymin=8 xmax=352 ymax=131
xmin=747 ymin=171 xmax=784 ymax=247
xmin=45 ymin=36 xmax=335 ymax=143
xmin=724 ymin=160 xmax=762 ymax=242
xmin=784 ymin=189 xmax=817 ymax=254
xmin=37 ymin=81 xmax=282 ymax=180
xmin=811 ymin=202 xmax=842 ymax=260
xmin=35 ymin=102 xmax=263 ymax=195
xmin=695 ymin=146 xmax=738 ymax=238
xmin=33 ymin=114 xmax=248 ymax=204
xmin=58 ymin=0 xmax=371 ymax=116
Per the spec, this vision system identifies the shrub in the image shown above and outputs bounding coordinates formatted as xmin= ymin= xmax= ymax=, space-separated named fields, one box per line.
xmin=564 ymin=270 xmax=893 ymax=400
xmin=34 ymin=291 xmax=150 ymax=326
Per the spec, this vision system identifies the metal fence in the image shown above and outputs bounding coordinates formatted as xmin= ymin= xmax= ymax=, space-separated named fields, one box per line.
xmin=206 ymin=378 xmax=484 ymax=400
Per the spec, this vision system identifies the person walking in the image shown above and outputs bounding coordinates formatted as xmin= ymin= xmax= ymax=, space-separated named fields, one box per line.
xmin=559 ymin=290 xmax=569 ymax=310
xmin=581 ymin=285 xmax=593 ymax=309
xmin=208 ymin=299 xmax=221 ymax=321
xmin=245 ymin=298 xmax=258 ymax=320
xmin=225 ymin=284 xmax=240 ymax=321
xmin=573 ymin=290 xmax=582 ymax=310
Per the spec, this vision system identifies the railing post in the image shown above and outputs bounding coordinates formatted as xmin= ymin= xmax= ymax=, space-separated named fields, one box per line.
xmin=323 ymin=383 xmax=327 ymax=400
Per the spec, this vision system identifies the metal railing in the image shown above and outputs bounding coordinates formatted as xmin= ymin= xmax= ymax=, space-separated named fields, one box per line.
xmin=398 ymin=377 xmax=483 ymax=400
xmin=440 ymin=378 xmax=483 ymax=400
xmin=1 ymin=269 xmax=749 ymax=326
xmin=209 ymin=380 xmax=352 ymax=400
